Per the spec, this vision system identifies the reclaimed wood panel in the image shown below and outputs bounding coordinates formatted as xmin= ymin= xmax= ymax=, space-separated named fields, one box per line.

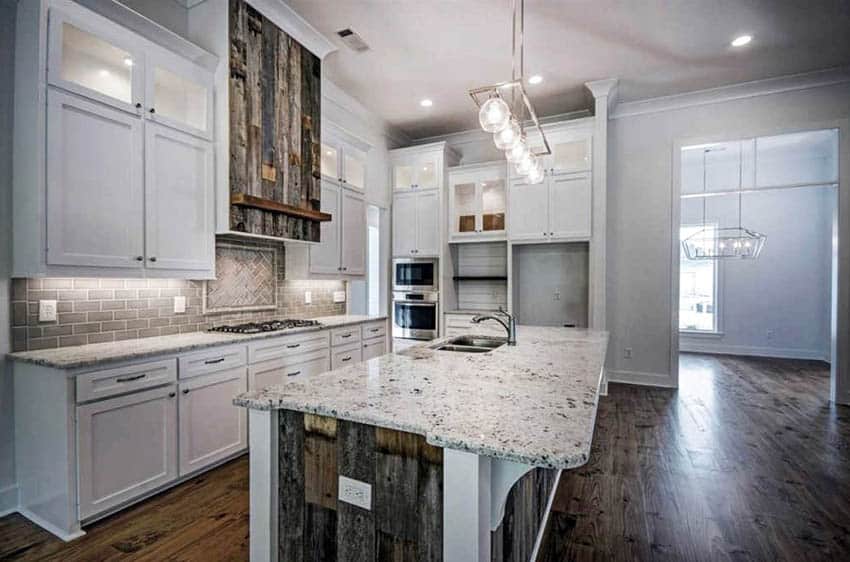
xmin=229 ymin=0 xmax=321 ymax=240
xmin=277 ymin=411 xmax=443 ymax=561
xmin=491 ymin=467 xmax=559 ymax=562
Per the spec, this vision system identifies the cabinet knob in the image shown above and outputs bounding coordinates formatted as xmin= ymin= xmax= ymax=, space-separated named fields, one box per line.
xmin=149 ymin=256 xmax=157 ymax=262
xmin=135 ymin=103 xmax=142 ymax=109
xmin=168 ymin=392 xmax=176 ymax=398
xmin=182 ymin=389 xmax=190 ymax=395
xmin=149 ymin=107 xmax=156 ymax=114
xmin=135 ymin=256 xmax=144 ymax=261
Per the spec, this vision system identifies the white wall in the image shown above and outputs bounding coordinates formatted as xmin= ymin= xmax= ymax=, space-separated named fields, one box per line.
xmin=606 ymin=78 xmax=850 ymax=395
xmin=680 ymin=186 xmax=834 ymax=360
xmin=0 ymin=0 xmax=17 ymax=514
xmin=117 ymin=0 xmax=189 ymax=37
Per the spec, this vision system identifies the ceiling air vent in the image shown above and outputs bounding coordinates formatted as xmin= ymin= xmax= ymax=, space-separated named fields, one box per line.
xmin=336 ymin=28 xmax=370 ymax=52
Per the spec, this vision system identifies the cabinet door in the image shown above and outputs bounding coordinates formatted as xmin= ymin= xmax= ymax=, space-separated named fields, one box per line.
xmin=46 ymin=90 xmax=144 ymax=268
xmin=414 ymin=157 xmax=439 ymax=189
xmin=549 ymin=174 xmax=592 ymax=240
xmin=450 ymin=180 xmax=478 ymax=238
xmin=393 ymin=161 xmax=415 ymax=190
xmin=343 ymin=146 xmax=367 ymax=191
xmin=362 ymin=337 xmax=387 ymax=361
xmin=321 ymin=142 xmax=341 ymax=182
xmin=392 ymin=192 xmax=418 ymax=256
xmin=340 ymin=189 xmax=366 ymax=275
xmin=332 ymin=343 xmax=363 ymax=369
xmin=415 ymin=190 xmax=440 ymax=256
xmin=178 ymin=368 xmax=247 ymax=477
xmin=77 ymin=385 xmax=178 ymax=520
xmin=481 ymin=179 xmax=506 ymax=234
xmin=145 ymin=48 xmax=213 ymax=139
xmin=47 ymin=7 xmax=144 ymax=113
xmin=144 ymin=123 xmax=214 ymax=271
xmin=310 ymin=181 xmax=342 ymax=274
xmin=248 ymin=351 xmax=330 ymax=391
xmin=550 ymin=136 xmax=591 ymax=175
xmin=508 ymin=178 xmax=549 ymax=242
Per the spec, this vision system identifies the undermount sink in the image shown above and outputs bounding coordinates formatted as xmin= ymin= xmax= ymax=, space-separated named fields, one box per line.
xmin=431 ymin=335 xmax=507 ymax=353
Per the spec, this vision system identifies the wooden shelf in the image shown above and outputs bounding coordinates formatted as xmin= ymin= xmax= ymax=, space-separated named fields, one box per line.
xmin=230 ymin=194 xmax=332 ymax=222
xmin=452 ymin=276 xmax=508 ymax=281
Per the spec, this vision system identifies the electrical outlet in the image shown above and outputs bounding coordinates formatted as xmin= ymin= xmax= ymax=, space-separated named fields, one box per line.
xmin=333 ymin=290 xmax=346 ymax=303
xmin=38 ymin=300 xmax=58 ymax=322
xmin=766 ymin=329 xmax=775 ymax=341
xmin=553 ymin=288 xmax=561 ymax=301
xmin=173 ymin=296 xmax=186 ymax=314
xmin=338 ymin=475 xmax=371 ymax=510
xmin=305 ymin=291 xmax=312 ymax=305
xmin=624 ymin=347 xmax=633 ymax=359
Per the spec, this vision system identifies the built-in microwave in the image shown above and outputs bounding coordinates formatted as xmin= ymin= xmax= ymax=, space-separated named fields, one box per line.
xmin=393 ymin=258 xmax=438 ymax=292
xmin=392 ymin=290 xmax=439 ymax=340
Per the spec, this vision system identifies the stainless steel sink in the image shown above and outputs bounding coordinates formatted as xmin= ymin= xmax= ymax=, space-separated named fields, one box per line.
xmin=431 ymin=335 xmax=507 ymax=353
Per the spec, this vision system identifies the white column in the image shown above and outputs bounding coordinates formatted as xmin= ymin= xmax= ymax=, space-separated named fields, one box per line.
xmin=249 ymin=409 xmax=279 ymax=562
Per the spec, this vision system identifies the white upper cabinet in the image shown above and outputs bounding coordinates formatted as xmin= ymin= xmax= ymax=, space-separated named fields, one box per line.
xmin=520 ymin=130 xmax=591 ymax=177
xmin=144 ymin=123 xmax=214 ymax=271
xmin=145 ymin=49 xmax=213 ymax=139
xmin=46 ymin=89 xmax=145 ymax=268
xmin=393 ymin=190 xmax=440 ymax=257
xmin=393 ymin=153 xmax=440 ymax=190
xmin=14 ymin=0 xmax=217 ymax=278
xmin=509 ymin=172 xmax=591 ymax=243
xmin=309 ymin=184 xmax=366 ymax=275
xmin=448 ymin=162 xmax=507 ymax=242
xmin=508 ymin=178 xmax=549 ymax=242
xmin=392 ymin=191 xmax=418 ymax=256
xmin=322 ymin=130 xmax=368 ymax=191
xmin=48 ymin=7 xmax=144 ymax=113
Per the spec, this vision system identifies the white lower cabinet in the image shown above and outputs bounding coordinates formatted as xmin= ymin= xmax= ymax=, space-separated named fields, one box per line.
xmin=248 ymin=350 xmax=330 ymax=390
xmin=178 ymin=368 xmax=247 ymax=477
xmin=362 ymin=336 xmax=387 ymax=360
xmin=332 ymin=342 xmax=362 ymax=369
xmin=76 ymin=385 xmax=178 ymax=520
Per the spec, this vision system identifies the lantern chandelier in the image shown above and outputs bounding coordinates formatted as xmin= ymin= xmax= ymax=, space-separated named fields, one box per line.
xmin=468 ymin=0 xmax=549 ymax=184
xmin=681 ymin=144 xmax=767 ymax=260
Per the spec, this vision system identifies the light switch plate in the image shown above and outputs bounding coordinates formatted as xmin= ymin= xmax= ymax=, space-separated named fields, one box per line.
xmin=173 ymin=296 xmax=186 ymax=314
xmin=38 ymin=300 xmax=58 ymax=322
xmin=338 ymin=475 xmax=371 ymax=510
xmin=305 ymin=291 xmax=312 ymax=304
xmin=333 ymin=290 xmax=346 ymax=303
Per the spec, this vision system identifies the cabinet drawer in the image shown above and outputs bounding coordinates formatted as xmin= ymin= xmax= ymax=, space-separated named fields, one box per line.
xmin=76 ymin=358 xmax=177 ymax=403
xmin=248 ymin=349 xmax=330 ymax=391
xmin=248 ymin=330 xmax=329 ymax=364
xmin=178 ymin=345 xmax=247 ymax=379
xmin=332 ymin=342 xmax=362 ymax=369
xmin=361 ymin=320 xmax=387 ymax=340
xmin=362 ymin=336 xmax=387 ymax=361
xmin=331 ymin=326 xmax=361 ymax=347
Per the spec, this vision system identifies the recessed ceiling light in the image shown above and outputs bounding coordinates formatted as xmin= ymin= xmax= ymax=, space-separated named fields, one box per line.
xmin=731 ymin=34 xmax=752 ymax=47
xmin=528 ymin=74 xmax=543 ymax=85
xmin=420 ymin=99 xmax=433 ymax=108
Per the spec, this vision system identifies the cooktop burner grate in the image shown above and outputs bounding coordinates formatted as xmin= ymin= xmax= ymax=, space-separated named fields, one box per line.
xmin=208 ymin=319 xmax=322 ymax=334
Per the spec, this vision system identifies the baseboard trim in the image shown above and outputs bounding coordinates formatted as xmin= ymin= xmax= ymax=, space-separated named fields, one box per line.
xmin=17 ymin=508 xmax=85 ymax=542
xmin=606 ymin=370 xmax=675 ymax=388
xmin=0 ymin=484 xmax=18 ymax=517
xmin=680 ymin=341 xmax=829 ymax=362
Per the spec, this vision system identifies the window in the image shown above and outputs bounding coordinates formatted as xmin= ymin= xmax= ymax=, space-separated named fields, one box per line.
xmin=679 ymin=225 xmax=719 ymax=332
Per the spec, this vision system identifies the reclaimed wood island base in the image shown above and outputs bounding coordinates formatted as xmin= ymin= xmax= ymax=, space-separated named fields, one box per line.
xmin=235 ymin=327 xmax=609 ymax=562
xmin=249 ymin=409 xmax=559 ymax=562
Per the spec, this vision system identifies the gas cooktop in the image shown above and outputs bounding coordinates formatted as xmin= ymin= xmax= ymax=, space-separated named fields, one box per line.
xmin=208 ymin=319 xmax=321 ymax=334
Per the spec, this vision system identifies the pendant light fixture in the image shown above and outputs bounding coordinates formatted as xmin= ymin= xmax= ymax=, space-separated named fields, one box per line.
xmin=468 ymin=0 xmax=550 ymax=184
xmin=682 ymin=143 xmax=767 ymax=260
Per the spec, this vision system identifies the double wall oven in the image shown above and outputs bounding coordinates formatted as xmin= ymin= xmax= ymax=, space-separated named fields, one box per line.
xmin=392 ymin=258 xmax=438 ymax=340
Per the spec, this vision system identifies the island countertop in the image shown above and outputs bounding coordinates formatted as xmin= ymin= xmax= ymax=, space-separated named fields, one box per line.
xmin=234 ymin=326 xmax=608 ymax=469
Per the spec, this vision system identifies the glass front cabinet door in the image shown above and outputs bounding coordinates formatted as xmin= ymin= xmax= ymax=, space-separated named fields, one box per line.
xmin=145 ymin=49 xmax=213 ymax=139
xmin=448 ymin=164 xmax=507 ymax=242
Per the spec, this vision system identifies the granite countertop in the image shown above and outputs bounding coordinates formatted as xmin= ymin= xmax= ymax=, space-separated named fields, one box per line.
xmin=6 ymin=314 xmax=387 ymax=370
xmin=235 ymin=326 xmax=609 ymax=470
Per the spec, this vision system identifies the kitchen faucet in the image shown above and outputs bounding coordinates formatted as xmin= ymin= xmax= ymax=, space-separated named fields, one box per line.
xmin=472 ymin=307 xmax=516 ymax=345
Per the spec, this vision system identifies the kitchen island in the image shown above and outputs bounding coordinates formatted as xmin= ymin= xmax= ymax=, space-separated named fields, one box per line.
xmin=235 ymin=326 xmax=608 ymax=562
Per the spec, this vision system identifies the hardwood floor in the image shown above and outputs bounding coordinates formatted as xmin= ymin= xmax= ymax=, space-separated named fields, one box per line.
xmin=1 ymin=354 xmax=847 ymax=561
xmin=538 ymin=353 xmax=850 ymax=561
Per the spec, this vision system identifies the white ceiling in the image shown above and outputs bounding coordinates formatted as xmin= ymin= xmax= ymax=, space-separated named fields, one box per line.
xmin=286 ymin=0 xmax=850 ymax=139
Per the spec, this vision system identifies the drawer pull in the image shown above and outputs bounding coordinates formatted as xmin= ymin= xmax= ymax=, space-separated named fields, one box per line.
xmin=341 ymin=356 xmax=352 ymax=362
xmin=182 ymin=388 xmax=190 ymax=395
xmin=286 ymin=343 xmax=301 ymax=349
xmin=204 ymin=357 xmax=226 ymax=365
xmin=340 ymin=333 xmax=352 ymax=338
xmin=168 ymin=392 xmax=176 ymax=398
xmin=287 ymin=370 xmax=302 ymax=377
xmin=116 ymin=373 xmax=146 ymax=383
xmin=369 ymin=328 xmax=380 ymax=333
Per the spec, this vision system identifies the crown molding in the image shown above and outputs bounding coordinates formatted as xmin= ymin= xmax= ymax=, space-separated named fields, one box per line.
xmin=612 ymin=66 xmax=850 ymax=120
xmin=585 ymin=78 xmax=619 ymax=114
xmin=172 ymin=0 xmax=208 ymax=8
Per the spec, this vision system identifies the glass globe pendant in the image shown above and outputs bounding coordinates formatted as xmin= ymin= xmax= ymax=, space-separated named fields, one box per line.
xmin=515 ymin=152 xmax=537 ymax=176
xmin=479 ymin=96 xmax=511 ymax=133
xmin=506 ymin=138 xmax=528 ymax=162
xmin=493 ymin=118 xmax=521 ymax=150
xmin=527 ymin=161 xmax=545 ymax=184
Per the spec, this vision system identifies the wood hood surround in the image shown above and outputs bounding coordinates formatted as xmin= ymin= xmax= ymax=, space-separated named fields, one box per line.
xmin=228 ymin=0 xmax=330 ymax=243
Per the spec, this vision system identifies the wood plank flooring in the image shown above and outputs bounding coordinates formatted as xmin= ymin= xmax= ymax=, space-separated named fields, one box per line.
xmin=1 ymin=354 xmax=848 ymax=561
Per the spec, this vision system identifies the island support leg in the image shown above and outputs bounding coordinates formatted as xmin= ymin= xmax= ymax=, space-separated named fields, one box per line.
xmin=249 ymin=409 xmax=279 ymax=562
